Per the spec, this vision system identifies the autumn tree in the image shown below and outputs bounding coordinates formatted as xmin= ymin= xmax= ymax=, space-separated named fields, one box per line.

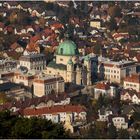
xmin=108 ymin=5 xmax=122 ymax=18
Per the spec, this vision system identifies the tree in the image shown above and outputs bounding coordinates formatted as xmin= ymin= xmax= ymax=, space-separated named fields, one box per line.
xmin=0 ymin=111 xmax=70 ymax=139
xmin=108 ymin=5 xmax=122 ymax=18
xmin=0 ymin=92 xmax=11 ymax=104
xmin=107 ymin=123 xmax=117 ymax=139
xmin=117 ymin=129 xmax=129 ymax=139
xmin=105 ymin=18 xmax=117 ymax=32
xmin=132 ymin=112 xmax=140 ymax=121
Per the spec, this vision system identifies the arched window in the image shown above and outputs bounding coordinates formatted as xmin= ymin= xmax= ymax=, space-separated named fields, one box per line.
xmin=60 ymin=48 xmax=63 ymax=54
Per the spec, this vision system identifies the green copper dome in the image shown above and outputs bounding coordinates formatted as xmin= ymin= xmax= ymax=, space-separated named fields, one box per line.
xmin=57 ymin=40 xmax=79 ymax=56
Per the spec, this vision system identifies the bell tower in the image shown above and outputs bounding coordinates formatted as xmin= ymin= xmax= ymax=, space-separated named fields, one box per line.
xmin=67 ymin=59 xmax=74 ymax=83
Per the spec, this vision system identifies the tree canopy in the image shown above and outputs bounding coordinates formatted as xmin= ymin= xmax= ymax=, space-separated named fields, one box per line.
xmin=0 ymin=111 xmax=70 ymax=139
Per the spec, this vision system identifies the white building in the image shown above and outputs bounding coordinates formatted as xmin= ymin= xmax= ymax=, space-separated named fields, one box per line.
xmin=98 ymin=107 xmax=113 ymax=121
xmin=108 ymin=115 xmax=128 ymax=130
xmin=91 ymin=55 xmax=137 ymax=83
xmin=123 ymin=74 xmax=140 ymax=92
xmin=121 ymin=89 xmax=140 ymax=105
xmin=94 ymin=82 xmax=116 ymax=99
xmin=33 ymin=74 xmax=65 ymax=97
xmin=21 ymin=105 xmax=87 ymax=124
xmin=19 ymin=54 xmax=46 ymax=70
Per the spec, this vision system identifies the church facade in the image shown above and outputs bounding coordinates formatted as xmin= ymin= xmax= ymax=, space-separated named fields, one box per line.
xmin=46 ymin=40 xmax=92 ymax=86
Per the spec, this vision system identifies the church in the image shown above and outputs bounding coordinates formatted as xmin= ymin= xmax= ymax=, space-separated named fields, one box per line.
xmin=46 ymin=39 xmax=92 ymax=86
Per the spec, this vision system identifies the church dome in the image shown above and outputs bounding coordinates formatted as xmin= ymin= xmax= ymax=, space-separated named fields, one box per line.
xmin=57 ymin=40 xmax=79 ymax=56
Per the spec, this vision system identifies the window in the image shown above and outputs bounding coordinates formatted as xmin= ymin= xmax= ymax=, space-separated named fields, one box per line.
xmin=114 ymin=70 xmax=116 ymax=73
xmin=60 ymin=48 xmax=63 ymax=54
xmin=60 ymin=58 xmax=63 ymax=61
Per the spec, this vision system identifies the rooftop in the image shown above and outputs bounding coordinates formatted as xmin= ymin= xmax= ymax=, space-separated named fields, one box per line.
xmin=0 ymin=82 xmax=22 ymax=92
xmin=124 ymin=74 xmax=140 ymax=83
xmin=20 ymin=105 xmax=86 ymax=116
xmin=19 ymin=53 xmax=46 ymax=61
xmin=47 ymin=61 xmax=67 ymax=70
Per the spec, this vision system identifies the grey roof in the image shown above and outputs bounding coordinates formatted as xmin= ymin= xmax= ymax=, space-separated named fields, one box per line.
xmin=122 ymin=104 xmax=140 ymax=115
xmin=47 ymin=61 xmax=67 ymax=70
xmin=0 ymin=82 xmax=21 ymax=92
xmin=19 ymin=54 xmax=46 ymax=62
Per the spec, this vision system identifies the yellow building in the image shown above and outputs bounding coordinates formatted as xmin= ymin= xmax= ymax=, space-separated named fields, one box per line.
xmin=33 ymin=74 xmax=64 ymax=97
xmin=90 ymin=19 xmax=102 ymax=29
xmin=46 ymin=40 xmax=92 ymax=86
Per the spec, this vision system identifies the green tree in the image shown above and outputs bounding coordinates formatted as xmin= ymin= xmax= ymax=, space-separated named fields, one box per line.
xmin=132 ymin=112 xmax=140 ymax=121
xmin=107 ymin=123 xmax=117 ymax=139
xmin=0 ymin=111 xmax=70 ymax=139
xmin=117 ymin=129 xmax=129 ymax=139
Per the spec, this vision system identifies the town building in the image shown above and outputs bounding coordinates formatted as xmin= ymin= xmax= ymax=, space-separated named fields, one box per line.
xmin=108 ymin=115 xmax=128 ymax=130
xmin=19 ymin=53 xmax=46 ymax=70
xmin=121 ymin=89 xmax=140 ymax=105
xmin=33 ymin=74 xmax=64 ymax=97
xmin=123 ymin=74 xmax=140 ymax=92
xmin=91 ymin=55 xmax=137 ymax=83
xmin=94 ymin=82 xmax=116 ymax=99
xmin=46 ymin=40 xmax=92 ymax=86
xmin=90 ymin=19 xmax=102 ymax=29
xmin=98 ymin=107 xmax=113 ymax=121
xmin=0 ymin=93 xmax=70 ymax=112
xmin=0 ymin=59 xmax=17 ymax=71
xmin=20 ymin=105 xmax=87 ymax=124
xmin=0 ymin=67 xmax=64 ymax=97
xmin=0 ymin=82 xmax=30 ymax=101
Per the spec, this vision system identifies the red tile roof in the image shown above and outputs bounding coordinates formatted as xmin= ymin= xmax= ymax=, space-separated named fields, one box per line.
xmin=0 ymin=93 xmax=69 ymax=111
xmin=124 ymin=74 xmax=140 ymax=83
xmin=10 ymin=42 xmax=22 ymax=50
xmin=20 ymin=105 xmax=86 ymax=116
xmin=50 ymin=23 xmax=64 ymax=30
xmin=95 ymin=82 xmax=110 ymax=90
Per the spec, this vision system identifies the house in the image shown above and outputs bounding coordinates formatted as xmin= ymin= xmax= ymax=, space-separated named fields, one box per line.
xmin=33 ymin=74 xmax=65 ymax=97
xmin=19 ymin=105 xmax=87 ymax=124
xmin=0 ymin=59 xmax=17 ymax=71
xmin=108 ymin=115 xmax=128 ymax=130
xmin=90 ymin=19 xmax=102 ymax=29
xmin=0 ymin=93 xmax=70 ymax=112
xmin=0 ymin=82 xmax=28 ymax=101
xmin=14 ymin=69 xmax=37 ymax=87
xmin=120 ymin=89 xmax=140 ymax=105
xmin=10 ymin=42 xmax=24 ymax=53
xmin=94 ymin=82 xmax=116 ymax=99
xmin=91 ymin=55 xmax=137 ymax=83
xmin=122 ymin=104 xmax=140 ymax=119
xmin=123 ymin=74 xmax=140 ymax=92
xmin=98 ymin=107 xmax=113 ymax=121
xmin=19 ymin=53 xmax=46 ymax=70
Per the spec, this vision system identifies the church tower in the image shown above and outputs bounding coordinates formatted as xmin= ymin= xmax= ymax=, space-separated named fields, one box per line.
xmin=67 ymin=59 xmax=74 ymax=83
xmin=76 ymin=65 xmax=82 ymax=85
xmin=84 ymin=55 xmax=92 ymax=85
